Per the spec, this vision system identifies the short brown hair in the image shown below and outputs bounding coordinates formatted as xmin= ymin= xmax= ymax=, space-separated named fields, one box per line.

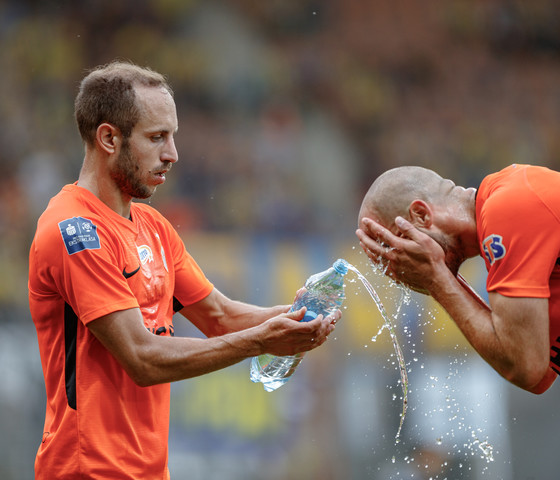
xmin=74 ymin=60 xmax=173 ymax=146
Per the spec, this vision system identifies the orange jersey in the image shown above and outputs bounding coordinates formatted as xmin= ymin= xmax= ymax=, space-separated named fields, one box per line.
xmin=29 ymin=184 xmax=213 ymax=479
xmin=476 ymin=164 xmax=560 ymax=374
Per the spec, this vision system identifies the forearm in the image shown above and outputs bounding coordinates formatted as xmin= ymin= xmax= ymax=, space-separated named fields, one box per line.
xmin=132 ymin=327 xmax=264 ymax=386
xmin=90 ymin=304 xmax=334 ymax=387
xmin=180 ymin=289 xmax=289 ymax=337
xmin=429 ymin=268 xmax=500 ymax=363
xmin=218 ymin=300 xmax=289 ymax=334
xmin=456 ymin=273 xmax=491 ymax=312
xmin=429 ymin=266 xmax=550 ymax=391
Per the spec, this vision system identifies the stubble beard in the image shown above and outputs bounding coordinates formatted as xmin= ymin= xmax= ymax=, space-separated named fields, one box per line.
xmin=429 ymin=230 xmax=465 ymax=276
xmin=110 ymin=138 xmax=155 ymax=200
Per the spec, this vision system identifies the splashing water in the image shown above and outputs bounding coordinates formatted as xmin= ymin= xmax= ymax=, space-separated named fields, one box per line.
xmin=346 ymin=262 xmax=409 ymax=441
xmin=478 ymin=440 xmax=494 ymax=463
xmin=469 ymin=431 xmax=495 ymax=463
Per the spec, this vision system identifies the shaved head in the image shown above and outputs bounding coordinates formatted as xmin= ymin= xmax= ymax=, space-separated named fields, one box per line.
xmin=358 ymin=166 xmax=446 ymax=228
xmin=358 ymin=166 xmax=479 ymax=275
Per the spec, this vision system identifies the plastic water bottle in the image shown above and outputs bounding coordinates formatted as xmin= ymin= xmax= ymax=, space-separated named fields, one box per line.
xmin=250 ymin=258 xmax=348 ymax=392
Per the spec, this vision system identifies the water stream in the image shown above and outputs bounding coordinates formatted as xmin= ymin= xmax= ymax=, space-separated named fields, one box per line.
xmin=346 ymin=262 xmax=409 ymax=441
xmin=343 ymin=260 xmax=499 ymax=476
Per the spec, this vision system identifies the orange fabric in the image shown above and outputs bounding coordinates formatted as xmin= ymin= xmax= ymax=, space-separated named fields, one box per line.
xmin=476 ymin=164 xmax=560 ymax=374
xmin=29 ymin=184 xmax=213 ymax=479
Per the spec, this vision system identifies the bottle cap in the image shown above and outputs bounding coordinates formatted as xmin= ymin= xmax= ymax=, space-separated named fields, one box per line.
xmin=302 ymin=311 xmax=318 ymax=322
xmin=333 ymin=258 xmax=348 ymax=275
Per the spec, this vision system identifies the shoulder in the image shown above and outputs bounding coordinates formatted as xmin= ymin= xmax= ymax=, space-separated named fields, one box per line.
xmin=36 ymin=184 xmax=112 ymax=227
xmin=479 ymin=165 xmax=541 ymax=213
xmin=33 ymin=185 xmax=122 ymax=255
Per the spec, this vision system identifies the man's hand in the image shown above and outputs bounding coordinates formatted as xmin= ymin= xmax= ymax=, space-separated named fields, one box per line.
xmin=257 ymin=307 xmax=339 ymax=356
xmin=356 ymin=216 xmax=555 ymax=393
xmin=356 ymin=216 xmax=447 ymax=295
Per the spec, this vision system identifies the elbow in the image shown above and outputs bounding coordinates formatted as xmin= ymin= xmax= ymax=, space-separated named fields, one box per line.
xmin=125 ymin=362 xmax=159 ymax=387
xmin=527 ymin=368 xmax=557 ymax=395
xmin=132 ymin=371 xmax=158 ymax=388
xmin=121 ymin=344 xmax=163 ymax=387
xmin=505 ymin=361 xmax=553 ymax=394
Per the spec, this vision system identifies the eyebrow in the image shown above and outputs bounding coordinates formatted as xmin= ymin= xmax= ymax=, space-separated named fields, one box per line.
xmin=146 ymin=126 xmax=178 ymax=135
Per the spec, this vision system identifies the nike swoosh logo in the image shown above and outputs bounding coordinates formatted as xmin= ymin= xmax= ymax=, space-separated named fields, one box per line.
xmin=122 ymin=265 xmax=141 ymax=279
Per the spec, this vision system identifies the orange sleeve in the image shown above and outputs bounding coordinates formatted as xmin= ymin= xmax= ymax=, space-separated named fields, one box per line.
xmin=480 ymin=168 xmax=560 ymax=298
xmin=53 ymin=220 xmax=140 ymax=325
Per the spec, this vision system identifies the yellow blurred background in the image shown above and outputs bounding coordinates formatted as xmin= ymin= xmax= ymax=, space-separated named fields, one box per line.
xmin=2 ymin=0 xmax=560 ymax=478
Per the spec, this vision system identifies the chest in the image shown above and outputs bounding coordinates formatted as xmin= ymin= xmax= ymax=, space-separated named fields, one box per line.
xmin=119 ymin=221 xmax=174 ymax=328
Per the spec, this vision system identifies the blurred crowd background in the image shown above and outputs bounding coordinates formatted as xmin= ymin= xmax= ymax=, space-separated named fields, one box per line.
xmin=2 ymin=0 xmax=560 ymax=479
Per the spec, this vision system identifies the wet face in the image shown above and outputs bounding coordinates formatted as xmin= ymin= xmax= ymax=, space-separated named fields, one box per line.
xmin=430 ymin=177 xmax=478 ymax=266
xmin=425 ymin=228 xmax=465 ymax=276
xmin=110 ymin=86 xmax=178 ymax=200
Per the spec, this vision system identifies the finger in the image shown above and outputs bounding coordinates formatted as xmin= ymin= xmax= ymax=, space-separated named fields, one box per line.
xmin=317 ymin=314 xmax=336 ymax=339
xmin=302 ymin=314 xmax=330 ymax=338
xmin=365 ymin=220 xmax=397 ymax=246
xmin=359 ymin=239 xmax=383 ymax=262
xmin=357 ymin=230 xmax=394 ymax=272
xmin=394 ymin=216 xmax=421 ymax=241
xmin=356 ymin=228 xmax=386 ymax=256
xmin=294 ymin=287 xmax=307 ymax=298
xmin=326 ymin=309 xmax=342 ymax=324
xmin=359 ymin=219 xmax=400 ymax=251
xmin=285 ymin=307 xmax=307 ymax=321
xmin=358 ymin=217 xmax=387 ymax=240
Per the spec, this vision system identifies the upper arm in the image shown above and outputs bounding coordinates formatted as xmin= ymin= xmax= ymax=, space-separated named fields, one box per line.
xmin=87 ymin=307 xmax=155 ymax=384
xmin=177 ymin=288 xmax=229 ymax=337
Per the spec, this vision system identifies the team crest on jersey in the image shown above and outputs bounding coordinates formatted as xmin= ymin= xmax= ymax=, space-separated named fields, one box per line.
xmin=137 ymin=245 xmax=154 ymax=264
xmin=58 ymin=217 xmax=100 ymax=255
xmin=481 ymin=234 xmax=506 ymax=265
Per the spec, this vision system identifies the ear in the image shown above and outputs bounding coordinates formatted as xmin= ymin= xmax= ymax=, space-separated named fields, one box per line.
xmin=95 ymin=123 xmax=121 ymax=155
xmin=408 ymin=199 xmax=433 ymax=228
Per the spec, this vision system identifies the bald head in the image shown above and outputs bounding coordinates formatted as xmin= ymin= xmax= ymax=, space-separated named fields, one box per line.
xmin=358 ymin=166 xmax=479 ymax=276
xmin=359 ymin=166 xmax=446 ymax=228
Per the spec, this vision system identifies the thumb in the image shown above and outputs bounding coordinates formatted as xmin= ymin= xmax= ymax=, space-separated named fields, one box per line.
xmin=286 ymin=307 xmax=307 ymax=321
xmin=395 ymin=216 xmax=420 ymax=239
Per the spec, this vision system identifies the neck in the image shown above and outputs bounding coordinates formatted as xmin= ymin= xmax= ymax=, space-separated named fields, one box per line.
xmin=457 ymin=192 xmax=479 ymax=259
xmin=77 ymin=152 xmax=132 ymax=218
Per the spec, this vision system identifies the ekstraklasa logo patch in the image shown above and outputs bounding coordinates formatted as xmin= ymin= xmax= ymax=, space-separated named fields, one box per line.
xmin=58 ymin=217 xmax=100 ymax=255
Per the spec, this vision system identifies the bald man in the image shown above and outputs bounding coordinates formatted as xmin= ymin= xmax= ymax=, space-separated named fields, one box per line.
xmin=356 ymin=164 xmax=560 ymax=394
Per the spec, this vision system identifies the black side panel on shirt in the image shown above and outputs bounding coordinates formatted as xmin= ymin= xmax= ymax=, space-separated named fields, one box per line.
xmin=173 ymin=296 xmax=184 ymax=313
xmin=64 ymin=302 xmax=77 ymax=410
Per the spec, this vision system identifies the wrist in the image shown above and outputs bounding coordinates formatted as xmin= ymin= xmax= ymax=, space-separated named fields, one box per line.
xmin=426 ymin=263 xmax=459 ymax=300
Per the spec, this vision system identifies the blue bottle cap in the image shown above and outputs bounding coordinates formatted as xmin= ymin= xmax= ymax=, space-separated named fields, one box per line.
xmin=333 ymin=258 xmax=348 ymax=275
xmin=302 ymin=311 xmax=318 ymax=322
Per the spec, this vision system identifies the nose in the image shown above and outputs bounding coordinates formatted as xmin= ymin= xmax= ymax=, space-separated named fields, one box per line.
xmin=163 ymin=136 xmax=178 ymax=163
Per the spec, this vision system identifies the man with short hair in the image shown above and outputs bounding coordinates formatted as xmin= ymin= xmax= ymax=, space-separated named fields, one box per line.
xmin=356 ymin=164 xmax=560 ymax=394
xmin=29 ymin=61 xmax=337 ymax=479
